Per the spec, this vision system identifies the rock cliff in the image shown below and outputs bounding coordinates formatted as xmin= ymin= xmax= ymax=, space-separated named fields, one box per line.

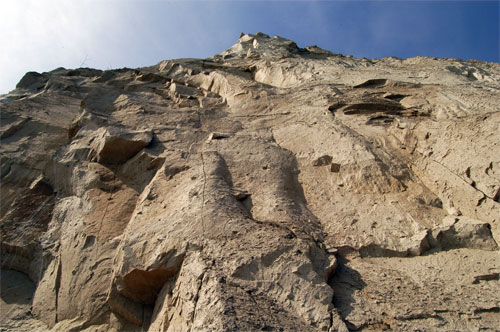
xmin=1 ymin=33 xmax=499 ymax=332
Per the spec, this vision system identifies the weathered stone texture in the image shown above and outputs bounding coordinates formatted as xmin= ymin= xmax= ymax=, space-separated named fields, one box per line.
xmin=1 ymin=33 xmax=499 ymax=331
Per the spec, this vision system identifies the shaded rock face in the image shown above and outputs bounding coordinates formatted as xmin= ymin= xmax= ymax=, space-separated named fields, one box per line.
xmin=1 ymin=33 xmax=499 ymax=332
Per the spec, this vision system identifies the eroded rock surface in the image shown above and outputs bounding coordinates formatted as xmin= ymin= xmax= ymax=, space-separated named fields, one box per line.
xmin=1 ymin=33 xmax=499 ymax=331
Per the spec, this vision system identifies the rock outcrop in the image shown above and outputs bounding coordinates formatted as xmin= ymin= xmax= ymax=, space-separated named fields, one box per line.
xmin=1 ymin=32 xmax=499 ymax=331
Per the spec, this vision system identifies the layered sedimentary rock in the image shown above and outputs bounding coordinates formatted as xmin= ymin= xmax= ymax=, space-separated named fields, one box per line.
xmin=1 ymin=33 xmax=499 ymax=331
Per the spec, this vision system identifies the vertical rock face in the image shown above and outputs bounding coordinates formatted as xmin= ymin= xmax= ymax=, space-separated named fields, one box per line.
xmin=1 ymin=33 xmax=499 ymax=331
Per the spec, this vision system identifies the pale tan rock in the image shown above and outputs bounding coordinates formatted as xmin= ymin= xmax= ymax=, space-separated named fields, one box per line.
xmin=1 ymin=33 xmax=499 ymax=331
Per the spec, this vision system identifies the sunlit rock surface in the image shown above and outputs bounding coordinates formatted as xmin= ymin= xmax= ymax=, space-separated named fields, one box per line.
xmin=1 ymin=33 xmax=499 ymax=332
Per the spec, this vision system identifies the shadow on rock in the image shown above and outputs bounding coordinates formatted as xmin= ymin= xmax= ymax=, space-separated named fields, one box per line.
xmin=0 ymin=269 xmax=35 ymax=305
xmin=329 ymin=259 xmax=366 ymax=327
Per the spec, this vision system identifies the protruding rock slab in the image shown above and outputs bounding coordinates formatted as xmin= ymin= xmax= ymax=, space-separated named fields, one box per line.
xmin=93 ymin=128 xmax=153 ymax=164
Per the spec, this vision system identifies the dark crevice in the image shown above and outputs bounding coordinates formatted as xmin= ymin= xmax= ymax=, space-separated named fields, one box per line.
xmin=366 ymin=115 xmax=394 ymax=126
xmin=236 ymin=193 xmax=253 ymax=213
xmin=190 ymin=271 xmax=206 ymax=322
xmin=383 ymin=93 xmax=407 ymax=101
xmin=353 ymin=79 xmax=388 ymax=88
xmin=474 ymin=307 xmax=500 ymax=314
xmin=342 ymin=102 xmax=404 ymax=115
xmin=54 ymin=258 xmax=62 ymax=323
xmin=472 ymin=272 xmax=499 ymax=284
xmin=395 ymin=312 xmax=444 ymax=321
xmin=329 ymin=258 xmax=366 ymax=328
xmin=493 ymin=187 xmax=500 ymax=203
xmin=82 ymin=236 xmax=96 ymax=250
xmin=328 ymin=103 xmax=347 ymax=117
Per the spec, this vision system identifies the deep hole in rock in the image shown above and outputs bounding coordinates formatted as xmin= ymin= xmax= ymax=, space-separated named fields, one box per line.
xmin=83 ymin=235 xmax=95 ymax=249
xmin=330 ymin=163 xmax=341 ymax=173
xmin=123 ymin=268 xmax=180 ymax=304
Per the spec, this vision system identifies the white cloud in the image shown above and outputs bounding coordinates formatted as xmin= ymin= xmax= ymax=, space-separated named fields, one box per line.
xmin=0 ymin=0 xmax=127 ymax=93
xmin=0 ymin=0 xmax=233 ymax=93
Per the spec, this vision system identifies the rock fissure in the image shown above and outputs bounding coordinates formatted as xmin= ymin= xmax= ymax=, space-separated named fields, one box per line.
xmin=200 ymin=152 xmax=207 ymax=235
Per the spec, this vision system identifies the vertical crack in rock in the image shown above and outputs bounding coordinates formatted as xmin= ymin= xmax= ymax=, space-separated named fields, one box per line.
xmin=189 ymin=270 xmax=206 ymax=323
xmin=54 ymin=257 xmax=62 ymax=323
xmin=200 ymin=151 xmax=207 ymax=235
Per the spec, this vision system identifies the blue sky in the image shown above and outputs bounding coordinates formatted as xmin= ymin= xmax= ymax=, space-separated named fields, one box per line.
xmin=1 ymin=0 xmax=498 ymax=94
